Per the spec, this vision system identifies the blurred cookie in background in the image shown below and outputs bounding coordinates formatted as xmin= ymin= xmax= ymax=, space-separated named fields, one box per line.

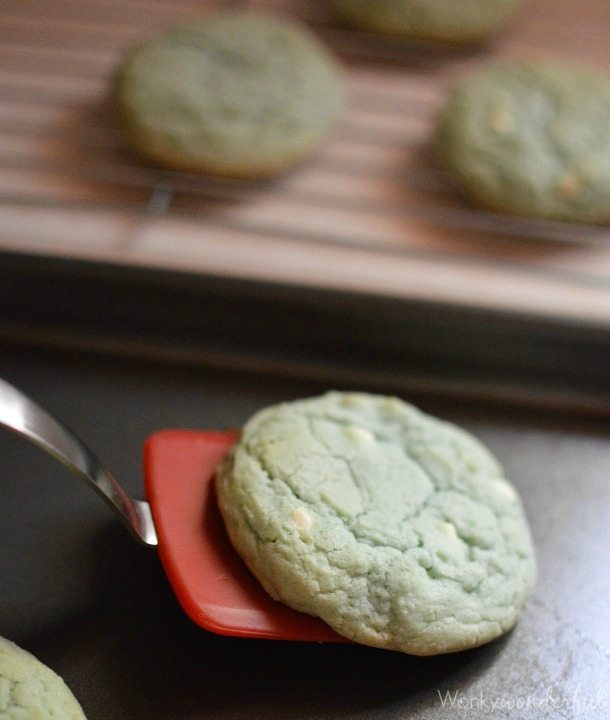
xmin=435 ymin=60 xmax=610 ymax=223
xmin=331 ymin=0 xmax=527 ymax=44
xmin=114 ymin=12 xmax=344 ymax=179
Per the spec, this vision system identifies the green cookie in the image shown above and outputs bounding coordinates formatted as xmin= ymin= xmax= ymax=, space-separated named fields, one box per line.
xmin=0 ymin=636 xmax=87 ymax=719
xmin=332 ymin=0 xmax=526 ymax=44
xmin=114 ymin=12 xmax=344 ymax=178
xmin=435 ymin=60 xmax=610 ymax=223
xmin=215 ymin=392 xmax=536 ymax=656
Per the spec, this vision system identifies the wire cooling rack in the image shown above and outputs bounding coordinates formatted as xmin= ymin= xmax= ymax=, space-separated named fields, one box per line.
xmin=0 ymin=0 xmax=609 ymax=330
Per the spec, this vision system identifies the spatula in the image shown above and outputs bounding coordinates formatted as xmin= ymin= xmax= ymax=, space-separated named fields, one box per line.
xmin=0 ymin=378 xmax=345 ymax=643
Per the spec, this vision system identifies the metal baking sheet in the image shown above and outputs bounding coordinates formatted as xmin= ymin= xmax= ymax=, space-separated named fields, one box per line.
xmin=0 ymin=345 xmax=608 ymax=720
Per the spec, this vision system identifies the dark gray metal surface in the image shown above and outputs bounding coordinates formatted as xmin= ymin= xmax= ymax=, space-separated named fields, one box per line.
xmin=0 ymin=253 xmax=608 ymax=415
xmin=0 ymin=345 xmax=608 ymax=719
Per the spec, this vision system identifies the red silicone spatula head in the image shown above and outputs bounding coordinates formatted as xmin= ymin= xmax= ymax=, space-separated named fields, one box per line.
xmin=143 ymin=429 xmax=347 ymax=642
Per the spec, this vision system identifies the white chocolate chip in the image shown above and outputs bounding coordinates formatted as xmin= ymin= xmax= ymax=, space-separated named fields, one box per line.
xmin=490 ymin=108 xmax=515 ymax=134
xmin=494 ymin=479 xmax=518 ymax=501
xmin=382 ymin=397 xmax=404 ymax=415
xmin=344 ymin=425 xmax=375 ymax=444
xmin=438 ymin=521 xmax=458 ymax=538
xmin=340 ymin=394 xmax=361 ymax=408
xmin=292 ymin=507 xmax=313 ymax=531
xmin=556 ymin=170 xmax=582 ymax=198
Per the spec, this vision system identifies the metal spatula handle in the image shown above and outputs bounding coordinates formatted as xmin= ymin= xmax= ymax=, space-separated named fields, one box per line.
xmin=0 ymin=377 xmax=157 ymax=546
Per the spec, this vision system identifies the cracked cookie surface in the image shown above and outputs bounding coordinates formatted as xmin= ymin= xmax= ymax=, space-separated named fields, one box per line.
xmin=215 ymin=392 xmax=536 ymax=655
xmin=0 ymin=636 xmax=86 ymax=719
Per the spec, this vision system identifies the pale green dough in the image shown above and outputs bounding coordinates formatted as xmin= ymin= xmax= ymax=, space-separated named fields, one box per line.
xmin=435 ymin=61 xmax=610 ymax=223
xmin=0 ymin=636 xmax=86 ymax=719
xmin=114 ymin=12 xmax=344 ymax=178
xmin=216 ymin=392 xmax=536 ymax=655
